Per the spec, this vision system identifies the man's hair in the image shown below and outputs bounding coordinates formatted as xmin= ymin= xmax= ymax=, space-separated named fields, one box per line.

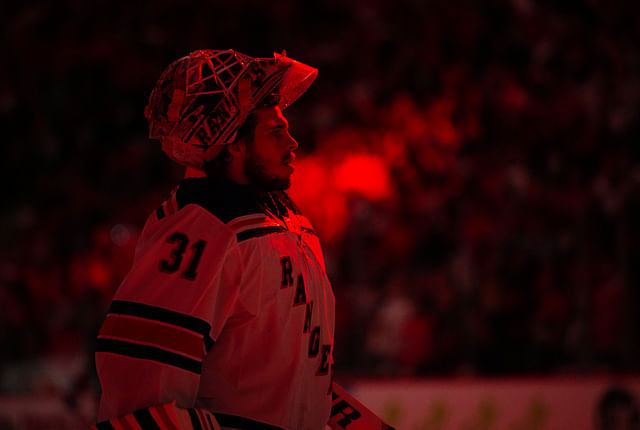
xmin=203 ymin=95 xmax=280 ymax=177
xmin=202 ymin=111 xmax=258 ymax=177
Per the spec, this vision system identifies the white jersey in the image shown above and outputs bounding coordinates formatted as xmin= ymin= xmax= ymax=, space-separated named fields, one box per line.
xmin=96 ymin=176 xmax=336 ymax=430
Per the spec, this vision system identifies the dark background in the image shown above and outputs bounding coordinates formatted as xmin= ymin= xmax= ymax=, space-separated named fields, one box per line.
xmin=1 ymin=0 xmax=639 ymax=407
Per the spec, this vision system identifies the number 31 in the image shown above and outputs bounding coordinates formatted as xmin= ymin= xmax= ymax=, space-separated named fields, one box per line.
xmin=159 ymin=232 xmax=207 ymax=281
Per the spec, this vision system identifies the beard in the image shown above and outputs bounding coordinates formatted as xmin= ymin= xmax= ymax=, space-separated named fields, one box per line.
xmin=244 ymin=151 xmax=291 ymax=191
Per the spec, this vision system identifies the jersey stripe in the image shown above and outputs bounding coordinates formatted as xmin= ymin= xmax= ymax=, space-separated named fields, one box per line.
xmin=214 ymin=413 xmax=287 ymax=430
xmin=188 ymin=409 xmax=203 ymax=430
xmin=96 ymin=338 xmax=202 ymax=374
xmin=203 ymin=412 xmax=218 ymax=430
xmin=133 ymin=409 xmax=161 ymax=430
xmin=195 ymin=409 xmax=208 ymax=430
xmin=99 ymin=314 xmax=204 ymax=360
xmin=108 ymin=300 xmax=214 ymax=351
xmin=228 ymin=212 xmax=318 ymax=240
xmin=117 ymin=416 xmax=136 ymax=430
xmin=227 ymin=214 xmax=268 ymax=230
xmin=236 ymin=226 xmax=287 ymax=242
xmin=95 ymin=403 xmax=200 ymax=430
xmin=227 ymin=214 xmax=285 ymax=234
xmin=151 ymin=404 xmax=179 ymax=430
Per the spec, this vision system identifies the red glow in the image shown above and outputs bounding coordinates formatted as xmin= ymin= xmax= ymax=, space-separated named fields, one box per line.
xmin=290 ymin=151 xmax=392 ymax=241
xmin=289 ymin=156 xmax=349 ymax=242
xmin=334 ymin=153 xmax=391 ymax=201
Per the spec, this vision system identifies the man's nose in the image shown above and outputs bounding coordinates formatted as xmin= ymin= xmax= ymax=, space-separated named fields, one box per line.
xmin=288 ymin=132 xmax=299 ymax=151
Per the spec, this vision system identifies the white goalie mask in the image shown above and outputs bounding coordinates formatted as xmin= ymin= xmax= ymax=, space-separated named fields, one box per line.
xmin=144 ymin=49 xmax=318 ymax=169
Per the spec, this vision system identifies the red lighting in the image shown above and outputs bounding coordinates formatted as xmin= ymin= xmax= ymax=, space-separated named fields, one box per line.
xmin=334 ymin=153 xmax=391 ymax=201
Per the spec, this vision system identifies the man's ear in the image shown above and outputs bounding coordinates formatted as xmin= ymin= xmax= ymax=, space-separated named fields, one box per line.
xmin=226 ymin=139 xmax=246 ymax=161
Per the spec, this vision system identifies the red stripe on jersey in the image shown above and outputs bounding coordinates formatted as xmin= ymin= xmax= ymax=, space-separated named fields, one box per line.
xmin=227 ymin=214 xmax=269 ymax=231
xmin=195 ymin=408 xmax=207 ymax=429
xmin=229 ymin=216 xmax=266 ymax=230
xmin=228 ymin=216 xmax=286 ymax=237
xmin=99 ymin=314 xmax=204 ymax=360
xmin=150 ymin=404 xmax=179 ymax=430
xmin=117 ymin=415 xmax=137 ymax=430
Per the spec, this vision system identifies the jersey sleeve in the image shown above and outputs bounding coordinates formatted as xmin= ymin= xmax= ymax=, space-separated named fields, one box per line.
xmin=96 ymin=204 xmax=246 ymax=421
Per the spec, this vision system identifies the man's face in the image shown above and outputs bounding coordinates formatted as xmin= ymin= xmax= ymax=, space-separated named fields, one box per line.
xmin=243 ymin=106 xmax=298 ymax=190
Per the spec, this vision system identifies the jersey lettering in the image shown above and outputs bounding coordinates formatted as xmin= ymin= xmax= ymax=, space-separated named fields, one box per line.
xmin=308 ymin=326 xmax=320 ymax=357
xmin=182 ymin=240 xmax=207 ymax=280
xmin=317 ymin=345 xmax=331 ymax=375
xmin=276 ymin=254 xmax=332 ymax=387
xmin=280 ymin=256 xmax=293 ymax=288
xmin=303 ymin=301 xmax=313 ymax=333
xmin=293 ymin=274 xmax=307 ymax=305
xmin=330 ymin=398 xmax=362 ymax=429
xmin=159 ymin=232 xmax=189 ymax=273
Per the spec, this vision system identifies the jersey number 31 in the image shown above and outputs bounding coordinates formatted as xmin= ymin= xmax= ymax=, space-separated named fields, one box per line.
xmin=159 ymin=232 xmax=207 ymax=281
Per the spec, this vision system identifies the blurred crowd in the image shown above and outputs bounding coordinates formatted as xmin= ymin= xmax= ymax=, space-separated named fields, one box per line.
xmin=1 ymin=0 xmax=639 ymax=404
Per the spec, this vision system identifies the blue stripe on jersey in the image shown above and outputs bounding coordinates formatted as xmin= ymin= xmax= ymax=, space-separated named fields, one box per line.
xmin=96 ymin=338 xmax=202 ymax=374
xmin=108 ymin=300 xmax=214 ymax=351
xmin=236 ymin=226 xmax=287 ymax=243
xmin=133 ymin=408 xmax=162 ymax=430
xmin=188 ymin=409 xmax=203 ymax=430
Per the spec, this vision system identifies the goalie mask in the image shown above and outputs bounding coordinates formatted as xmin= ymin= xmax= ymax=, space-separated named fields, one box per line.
xmin=144 ymin=49 xmax=318 ymax=169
